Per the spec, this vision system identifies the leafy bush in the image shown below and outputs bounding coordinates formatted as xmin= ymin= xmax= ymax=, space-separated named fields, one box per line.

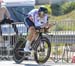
xmin=55 ymin=24 xmax=64 ymax=31
xmin=51 ymin=4 xmax=62 ymax=16
xmin=51 ymin=2 xmax=75 ymax=16
xmin=61 ymin=2 xmax=75 ymax=14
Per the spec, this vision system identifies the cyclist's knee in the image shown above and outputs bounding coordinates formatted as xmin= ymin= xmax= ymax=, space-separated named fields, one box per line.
xmin=29 ymin=26 xmax=36 ymax=33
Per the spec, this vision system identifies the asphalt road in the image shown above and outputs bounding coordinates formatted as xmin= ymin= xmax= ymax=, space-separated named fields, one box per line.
xmin=0 ymin=60 xmax=75 ymax=66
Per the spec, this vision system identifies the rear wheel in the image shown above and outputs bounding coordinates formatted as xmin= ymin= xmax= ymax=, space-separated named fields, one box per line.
xmin=13 ymin=38 xmax=25 ymax=64
xmin=34 ymin=36 xmax=51 ymax=64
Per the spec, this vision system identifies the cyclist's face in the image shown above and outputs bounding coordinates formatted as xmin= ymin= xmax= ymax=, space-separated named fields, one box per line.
xmin=39 ymin=12 xmax=45 ymax=18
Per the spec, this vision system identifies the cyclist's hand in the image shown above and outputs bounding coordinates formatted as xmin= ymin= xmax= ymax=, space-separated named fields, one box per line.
xmin=41 ymin=23 xmax=49 ymax=28
xmin=48 ymin=23 xmax=55 ymax=28
xmin=41 ymin=23 xmax=55 ymax=29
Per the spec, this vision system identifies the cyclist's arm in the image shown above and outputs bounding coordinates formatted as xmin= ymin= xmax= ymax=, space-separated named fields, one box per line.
xmin=28 ymin=9 xmax=38 ymax=23
xmin=40 ymin=15 xmax=49 ymax=28
xmin=45 ymin=15 xmax=55 ymax=28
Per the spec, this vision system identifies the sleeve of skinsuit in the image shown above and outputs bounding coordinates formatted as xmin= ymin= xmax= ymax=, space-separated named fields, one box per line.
xmin=44 ymin=14 xmax=48 ymax=23
xmin=35 ymin=14 xmax=48 ymax=27
xmin=28 ymin=9 xmax=38 ymax=21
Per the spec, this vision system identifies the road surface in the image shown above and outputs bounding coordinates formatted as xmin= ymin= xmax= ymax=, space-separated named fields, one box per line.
xmin=0 ymin=60 xmax=75 ymax=66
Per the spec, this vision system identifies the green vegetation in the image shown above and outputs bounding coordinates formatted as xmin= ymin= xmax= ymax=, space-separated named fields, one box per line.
xmin=50 ymin=11 xmax=75 ymax=20
xmin=51 ymin=4 xmax=62 ymax=16
xmin=50 ymin=2 xmax=75 ymax=31
xmin=61 ymin=2 xmax=75 ymax=15
xmin=49 ymin=11 xmax=75 ymax=31
xmin=51 ymin=2 xmax=75 ymax=16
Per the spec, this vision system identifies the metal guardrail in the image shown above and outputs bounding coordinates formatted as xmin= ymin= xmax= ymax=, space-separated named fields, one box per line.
xmin=0 ymin=21 xmax=75 ymax=63
xmin=0 ymin=22 xmax=26 ymax=60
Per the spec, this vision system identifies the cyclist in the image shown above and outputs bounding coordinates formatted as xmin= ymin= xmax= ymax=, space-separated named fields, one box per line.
xmin=24 ymin=6 xmax=53 ymax=52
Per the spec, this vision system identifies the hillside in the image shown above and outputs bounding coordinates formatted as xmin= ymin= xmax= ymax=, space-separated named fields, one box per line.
xmin=50 ymin=10 xmax=75 ymax=21
xmin=49 ymin=10 xmax=75 ymax=31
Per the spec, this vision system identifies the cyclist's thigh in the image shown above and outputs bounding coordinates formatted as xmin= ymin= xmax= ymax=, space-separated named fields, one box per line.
xmin=25 ymin=17 xmax=35 ymax=28
xmin=28 ymin=26 xmax=36 ymax=34
xmin=25 ymin=18 xmax=36 ymax=33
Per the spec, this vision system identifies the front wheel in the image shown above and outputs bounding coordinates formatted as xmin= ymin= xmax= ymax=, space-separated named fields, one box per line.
xmin=34 ymin=36 xmax=51 ymax=64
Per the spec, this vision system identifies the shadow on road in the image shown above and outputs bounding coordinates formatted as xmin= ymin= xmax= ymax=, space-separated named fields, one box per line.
xmin=18 ymin=63 xmax=51 ymax=66
xmin=25 ymin=64 xmax=40 ymax=66
xmin=25 ymin=64 xmax=51 ymax=66
xmin=13 ymin=61 xmax=51 ymax=66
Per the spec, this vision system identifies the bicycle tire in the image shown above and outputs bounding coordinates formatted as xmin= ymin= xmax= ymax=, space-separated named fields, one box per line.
xmin=34 ymin=36 xmax=51 ymax=64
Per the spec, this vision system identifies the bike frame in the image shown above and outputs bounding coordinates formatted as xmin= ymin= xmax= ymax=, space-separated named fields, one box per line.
xmin=31 ymin=29 xmax=50 ymax=51
xmin=31 ymin=32 xmax=43 ymax=51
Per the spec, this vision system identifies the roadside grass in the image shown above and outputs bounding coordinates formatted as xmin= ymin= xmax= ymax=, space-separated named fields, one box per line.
xmin=50 ymin=10 xmax=75 ymax=21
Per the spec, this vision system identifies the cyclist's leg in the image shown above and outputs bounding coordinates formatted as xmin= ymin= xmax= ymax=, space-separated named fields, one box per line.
xmin=27 ymin=26 xmax=36 ymax=41
xmin=24 ymin=18 xmax=36 ymax=52
xmin=31 ymin=27 xmax=40 ymax=41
